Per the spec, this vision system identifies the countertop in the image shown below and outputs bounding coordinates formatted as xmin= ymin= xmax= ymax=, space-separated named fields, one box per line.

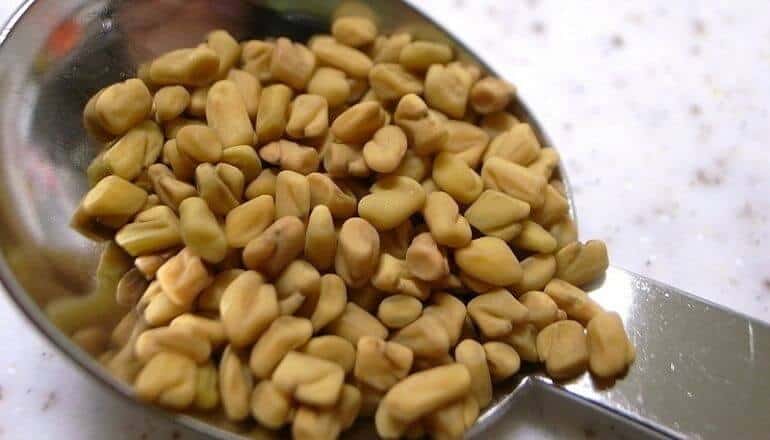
xmin=0 ymin=0 xmax=768 ymax=438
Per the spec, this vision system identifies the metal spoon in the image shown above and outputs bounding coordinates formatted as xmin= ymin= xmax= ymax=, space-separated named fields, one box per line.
xmin=0 ymin=0 xmax=767 ymax=438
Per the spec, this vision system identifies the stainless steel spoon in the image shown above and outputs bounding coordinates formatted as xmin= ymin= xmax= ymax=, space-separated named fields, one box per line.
xmin=0 ymin=0 xmax=767 ymax=438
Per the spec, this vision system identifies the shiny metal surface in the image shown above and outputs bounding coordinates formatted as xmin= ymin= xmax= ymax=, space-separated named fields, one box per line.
xmin=472 ymin=267 xmax=770 ymax=439
xmin=0 ymin=0 xmax=767 ymax=439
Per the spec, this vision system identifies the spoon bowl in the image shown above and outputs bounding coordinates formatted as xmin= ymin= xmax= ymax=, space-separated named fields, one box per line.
xmin=0 ymin=1 xmax=767 ymax=438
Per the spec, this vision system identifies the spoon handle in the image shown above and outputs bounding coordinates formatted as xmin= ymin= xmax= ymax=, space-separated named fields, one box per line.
xmin=474 ymin=267 xmax=770 ymax=438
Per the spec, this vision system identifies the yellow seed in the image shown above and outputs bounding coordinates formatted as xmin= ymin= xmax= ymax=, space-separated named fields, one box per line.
xmin=156 ymin=248 xmax=213 ymax=307
xmin=147 ymin=164 xmax=196 ymax=211
xmin=335 ymin=218 xmax=381 ymax=288
xmin=358 ymin=175 xmax=426 ymax=231
xmin=179 ymin=197 xmax=228 ymax=263
xmin=354 ymin=336 xmax=413 ymax=392
xmin=103 ymin=121 xmax=164 ymax=181
xmin=455 ymin=339 xmax=493 ymax=409
xmin=381 ymin=364 xmax=470 ymax=425
xmin=307 ymin=173 xmax=357 ymax=220
xmin=162 ymin=138 xmax=196 ymax=181
xmin=371 ymin=33 xmax=412 ymax=63
xmin=138 ymin=281 xmax=191 ymax=327
xmin=424 ymin=63 xmax=473 ymax=119
xmin=249 ymin=316 xmax=313 ymax=379
xmin=270 ymin=37 xmax=316 ymax=90
xmin=241 ymin=40 xmax=274 ymax=82
xmin=221 ymin=145 xmax=262 ymax=183
xmin=470 ymin=77 xmax=514 ymax=115
xmin=511 ymin=220 xmax=558 ymax=253
xmin=484 ymin=123 xmax=541 ymax=166
xmin=331 ymin=101 xmax=387 ymax=144
xmin=220 ymin=272 xmax=278 ymax=347
xmin=169 ymin=314 xmax=227 ymax=348
xmin=480 ymin=111 xmax=519 ymax=139
xmin=327 ymin=302 xmax=388 ymax=345
xmin=256 ymin=84 xmax=293 ymax=144
xmin=544 ymin=279 xmax=604 ymax=325
xmin=83 ymin=89 xmax=113 ymax=141
xmin=250 ymin=380 xmax=293 ymax=429
xmin=399 ymin=41 xmax=453 ymax=72
xmin=536 ymin=320 xmax=589 ymax=380
xmin=82 ymin=175 xmax=148 ymax=220
xmin=379 ymin=219 xmax=414 ymax=260
xmin=149 ymin=46 xmax=220 ymax=87
xmin=245 ymin=168 xmax=277 ymax=199
xmin=423 ymin=192 xmax=472 ymax=248
xmin=377 ymin=295 xmax=423 ymax=329
xmin=197 ymin=269 xmax=244 ymax=313
xmin=528 ymin=147 xmax=561 ymax=180
xmin=206 ymin=79 xmax=255 ymax=148
xmin=454 ymin=237 xmax=522 ymax=286
xmin=464 ymin=190 xmax=529 ymax=241
xmin=275 ymin=170 xmax=311 ymax=220
xmin=193 ymin=363 xmax=220 ymax=411
xmin=531 ymin=184 xmax=569 ymax=227
xmin=520 ymin=291 xmax=563 ymax=330
xmin=468 ymin=289 xmax=529 ymax=339
xmin=305 ymin=206 xmax=337 ymax=271
xmin=286 ymin=94 xmax=329 ymax=139
xmin=323 ymin=141 xmax=371 ymax=178
xmin=134 ymin=352 xmax=197 ymax=409
xmin=432 ymin=152 xmax=483 ymax=204
xmin=481 ymin=156 xmax=547 ymax=209
xmin=95 ymin=79 xmax=152 ymax=135
xmin=259 ymin=140 xmax=320 ymax=175
xmin=226 ymin=69 xmax=261 ymax=120
xmin=243 ymin=216 xmax=306 ymax=277
xmin=225 ymin=195 xmax=275 ymax=248
xmin=555 ymin=240 xmax=609 ymax=287
xmin=368 ymin=63 xmax=423 ymax=102
xmin=310 ymin=36 xmax=373 ymax=78
xmin=188 ymin=86 xmax=209 ymax=118
xmin=153 ymin=86 xmax=190 ymax=123
xmin=514 ymin=254 xmax=557 ymax=293
xmin=115 ymin=205 xmax=182 ymax=256
xmin=206 ymin=30 xmax=241 ymax=79
xmin=483 ymin=342 xmax=521 ymax=382
xmin=176 ymin=125 xmax=223 ymax=163
xmin=362 ymin=125 xmax=408 ymax=173
xmin=332 ymin=16 xmax=378 ymax=47
xmin=307 ymin=67 xmax=350 ymax=108
xmin=394 ymin=94 xmax=447 ymax=156
xmin=301 ymin=335 xmax=356 ymax=374
xmin=405 ymin=232 xmax=449 ymax=282
xmin=442 ymin=120 xmax=490 ymax=169
xmin=135 ymin=326 xmax=211 ymax=364
xmin=586 ymin=311 xmax=635 ymax=378
xmin=390 ymin=314 xmax=450 ymax=359
xmin=195 ymin=163 xmax=243 ymax=216
xmin=219 ymin=345 xmax=254 ymax=421
xmin=499 ymin=323 xmax=539 ymax=363
xmin=371 ymin=253 xmax=430 ymax=300
xmin=274 ymin=260 xmax=320 ymax=303
xmin=272 ymin=351 xmax=345 ymax=407
xmin=423 ymin=292 xmax=467 ymax=347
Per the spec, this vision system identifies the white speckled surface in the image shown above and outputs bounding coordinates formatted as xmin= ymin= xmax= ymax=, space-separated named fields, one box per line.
xmin=0 ymin=0 xmax=768 ymax=438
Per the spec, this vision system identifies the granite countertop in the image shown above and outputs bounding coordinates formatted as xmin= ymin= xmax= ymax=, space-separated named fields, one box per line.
xmin=0 ymin=0 xmax=768 ymax=438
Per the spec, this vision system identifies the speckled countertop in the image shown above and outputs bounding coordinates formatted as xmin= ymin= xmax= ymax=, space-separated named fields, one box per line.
xmin=0 ymin=0 xmax=768 ymax=438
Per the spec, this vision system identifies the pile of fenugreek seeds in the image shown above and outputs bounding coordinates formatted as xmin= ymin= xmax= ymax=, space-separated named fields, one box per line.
xmin=60 ymin=16 xmax=635 ymax=440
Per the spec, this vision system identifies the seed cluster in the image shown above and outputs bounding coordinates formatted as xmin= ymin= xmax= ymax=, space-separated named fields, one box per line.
xmin=61 ymin=17 xmax=634 ymax=440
